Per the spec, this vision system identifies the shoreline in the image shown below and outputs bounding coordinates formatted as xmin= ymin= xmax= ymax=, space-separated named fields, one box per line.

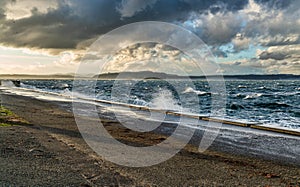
xmin=2 ymin=84 xmax=300 ymax=137
xmin=1 ymin=92 xmax=300 ymax=186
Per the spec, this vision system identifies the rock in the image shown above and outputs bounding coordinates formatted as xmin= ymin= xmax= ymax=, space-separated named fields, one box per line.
xmin=265 ymin=173 xmax=280 ymax=179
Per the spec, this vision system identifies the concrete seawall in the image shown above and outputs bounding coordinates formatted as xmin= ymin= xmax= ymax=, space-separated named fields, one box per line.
xmin=90 ymin=98 xmax=300 ymax=137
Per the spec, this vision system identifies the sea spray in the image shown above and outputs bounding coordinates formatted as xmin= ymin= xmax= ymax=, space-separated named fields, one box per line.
xmin=150 ymin=89 xmax=182 ymax=111
xmin=0 ymin=81 xmax=15 ymax=88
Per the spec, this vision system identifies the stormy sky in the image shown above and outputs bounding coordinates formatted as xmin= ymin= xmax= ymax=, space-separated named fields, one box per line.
xmin=0 ymin=0 xmax=299 ymax=75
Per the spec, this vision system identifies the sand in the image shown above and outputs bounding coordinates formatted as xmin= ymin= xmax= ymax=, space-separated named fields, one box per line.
xmin=0 ymin=92 xmax=300 ymax=186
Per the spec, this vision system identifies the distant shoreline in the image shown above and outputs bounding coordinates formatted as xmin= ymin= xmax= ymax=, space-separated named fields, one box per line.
xmin=0 ymin=72 xmax=300 ymax=80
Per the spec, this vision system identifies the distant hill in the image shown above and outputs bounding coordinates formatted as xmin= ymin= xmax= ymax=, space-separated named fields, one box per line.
xmin=181 ymin=74 xmax=300 ymax=80
xmin=1 ymin=72 xmax=299 ymax=80
xmin=205 ymin=74 xmax=300 ymax=80
xmin=0 ymin=74 xmax=75 ymax=80
xmin=95 ymin=72 xmax=300 ymax=80
xmin=94 ymin=71 xmax=183 ymax=79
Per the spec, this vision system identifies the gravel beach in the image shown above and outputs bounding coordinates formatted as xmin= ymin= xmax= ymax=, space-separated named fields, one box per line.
xmin=1 ymin=92 xmax=300 ymax=186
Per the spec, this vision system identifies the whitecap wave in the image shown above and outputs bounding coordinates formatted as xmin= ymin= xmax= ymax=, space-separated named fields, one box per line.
xmin=244 ymin=93 xmax=263 ymax=99
xmin=182 ymin=87 xmax=210 ymax=96
xmin=0 ymin=80 xmax=16 ymax=88
xmin=238 ymin=85 xmax=247 ymax=88
xmin=130 ymin=98 xmax=149 ymax=106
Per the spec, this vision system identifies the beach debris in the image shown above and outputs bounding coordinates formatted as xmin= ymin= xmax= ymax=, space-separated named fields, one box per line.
xmin=263 ymin=173 xmax=280 ymax=179
xmin=29 ymin=148 xmax=44 ymax=156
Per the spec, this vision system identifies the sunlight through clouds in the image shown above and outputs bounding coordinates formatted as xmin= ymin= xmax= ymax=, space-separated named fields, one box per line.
xmin=0 ymin=0 xmax=299 ymax=75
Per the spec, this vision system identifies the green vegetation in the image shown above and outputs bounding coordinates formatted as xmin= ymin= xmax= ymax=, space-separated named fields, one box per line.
xmin=0 ymin=106 xmax=28 ymax=127
xmin=0 ymin=123 xmax=11 ymax=127
xmin=0 ymin=106 xmax=14 ymax=116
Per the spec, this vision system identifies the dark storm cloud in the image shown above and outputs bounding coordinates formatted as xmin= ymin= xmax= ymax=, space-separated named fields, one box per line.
xmin=0 ymin=0 xmax=121 ymax=50
xmin=258 ymin=51 xmax=287 ymax=60
xmin=258 ymin=45 xmax=300 ymax=61
xmin=0 ymin=0 xmax=298 ymax=54
xmin=119 ymin=0 xmax=249 ymax=20
xmin=0 ymin=0 xmax=251 ymax=51
xmin=254 ymin=0 xmax=295 ymax=9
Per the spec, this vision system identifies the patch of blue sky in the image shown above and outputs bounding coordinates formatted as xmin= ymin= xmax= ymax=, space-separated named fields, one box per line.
xmin=215 ymin=44 xmax=266 ymax=64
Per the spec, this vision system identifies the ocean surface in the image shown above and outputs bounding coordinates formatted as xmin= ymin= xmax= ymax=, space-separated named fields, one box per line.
xmin=1 ymin=79 xmax=299 ymax=131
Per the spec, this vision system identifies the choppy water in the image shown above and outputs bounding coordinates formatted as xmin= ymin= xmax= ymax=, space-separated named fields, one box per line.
xmin=1 ymin=79 xmax=300 ymax=130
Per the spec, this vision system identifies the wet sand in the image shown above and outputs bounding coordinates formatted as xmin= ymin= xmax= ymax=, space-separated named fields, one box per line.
xmin=1 ymin=92 xmax=300 ymax=186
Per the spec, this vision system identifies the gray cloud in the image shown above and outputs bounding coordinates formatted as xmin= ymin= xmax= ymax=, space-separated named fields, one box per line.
xmin=258 ymin=45 xmax=300 ymax=61
xmin=179 ymin=0 xmax=299 ymax=54
xmin=258 ymin=51 xmax=286 ymax=60
xmin=233 ymin=61 xmax=242 ymax=66
xmin=232 ymin=34 xmax=251 ymax=51
xmin=218 ymin=44 xmax=300 ymax=74
xmin=0 ymin=0 xmax=251 ymax=52
xmin=200 ymin=12 xmax=243 ymax=45
xmin=117 ymin=0 xmax=158 ymax=18
xmin=242 ymin=0 xmax=300 ymax=46
xmin=258 ymin=34 xmax=299 ymax=46
xmin=0 ymin=0 xmax=299 ymax=75
xmin=0 ymin=0 xmax=120 ymax=51
xmin=254 ymin=0 xmax=295 ymax=9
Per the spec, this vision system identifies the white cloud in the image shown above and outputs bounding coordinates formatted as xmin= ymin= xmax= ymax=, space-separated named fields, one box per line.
xmin=243 ymin=0 xmax=261 ymax=16
xmin=187 ymin=11 xmax=243 ymax=45
xmin=101 ymin=43 xmax=201 ymax=75
xmin=231 ymin=33 xmax=251 ymax=51
xmin=5 ymin=0 xmax=59 ymax=20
